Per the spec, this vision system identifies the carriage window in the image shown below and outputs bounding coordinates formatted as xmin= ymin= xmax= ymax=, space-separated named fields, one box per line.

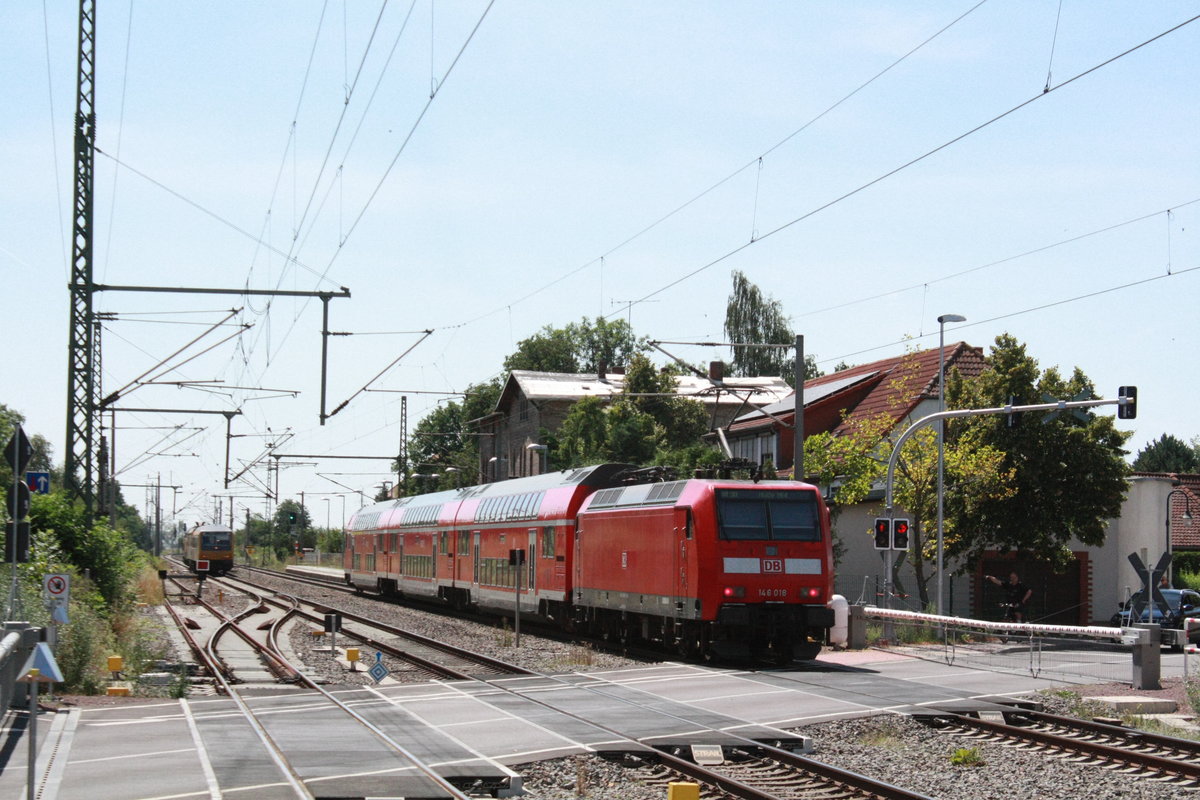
xmin=541 ymin=526 xmax=555 ymax=558
xmin=715 ymin=489 xmax=820 ymax=542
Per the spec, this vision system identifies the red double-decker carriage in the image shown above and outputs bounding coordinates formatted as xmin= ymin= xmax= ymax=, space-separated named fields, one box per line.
xmin=344 ymin=464 xmax=833 ymax=661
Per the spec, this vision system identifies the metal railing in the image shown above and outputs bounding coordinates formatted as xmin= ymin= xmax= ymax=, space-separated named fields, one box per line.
xmin=1 ymin=623 xmax=38 ymax=712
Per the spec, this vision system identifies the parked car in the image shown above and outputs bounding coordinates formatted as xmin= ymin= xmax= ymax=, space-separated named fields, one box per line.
xmin=1111 ymin=588 xmax=1200 ymax=650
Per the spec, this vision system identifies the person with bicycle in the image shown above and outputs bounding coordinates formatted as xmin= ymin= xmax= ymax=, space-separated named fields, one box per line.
xmin=985 ymin=571 xmax=1032 ymax=622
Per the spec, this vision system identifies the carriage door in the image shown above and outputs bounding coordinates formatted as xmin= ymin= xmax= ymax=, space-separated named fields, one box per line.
xmin=472 ymin=532 xmax=481 ymax=585
xmin=674 ymin=507 xmax=692 ymax=617
xmin=527 ymin=529 xmax=537 ymax=593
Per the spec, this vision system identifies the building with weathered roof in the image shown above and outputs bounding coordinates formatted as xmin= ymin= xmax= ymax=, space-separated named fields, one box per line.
xmin=720 ymin=343 xmax=987 ymax=474
xmin=475 ymin=368 xmax=791 ymax=482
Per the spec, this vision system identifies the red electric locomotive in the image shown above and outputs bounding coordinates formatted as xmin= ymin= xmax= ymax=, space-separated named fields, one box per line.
xmin=343 ymin=464 xmax=834 ymax=662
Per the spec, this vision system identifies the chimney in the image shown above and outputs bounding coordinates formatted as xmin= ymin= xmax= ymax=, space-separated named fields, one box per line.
xmin=709 ymin=361 xmax=725 ymax=381
xmin=598 ymin=360 xmax=607 ymax=381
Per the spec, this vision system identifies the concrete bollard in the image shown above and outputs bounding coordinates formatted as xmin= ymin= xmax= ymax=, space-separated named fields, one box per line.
xmin=1130 ymin=623 xmax=1161 ymax=690
xmin=848 ymin=605 xmax=868 ymax=650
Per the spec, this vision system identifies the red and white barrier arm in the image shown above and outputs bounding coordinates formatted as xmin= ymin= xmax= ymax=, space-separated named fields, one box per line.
xmin=862 ymin=606 xmax=1134 ymax=643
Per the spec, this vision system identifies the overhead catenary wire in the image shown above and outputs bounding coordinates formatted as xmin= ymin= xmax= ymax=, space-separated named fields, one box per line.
xmin=789 ymin=198 xmax=1200 ymax=321
xmin=818 ymin=264 xmax=1200 ymax=368
xmin=444 ymin=0 xmax=993 ymax=330
xmin=617 ymin=12 xmax=1200 ymax=316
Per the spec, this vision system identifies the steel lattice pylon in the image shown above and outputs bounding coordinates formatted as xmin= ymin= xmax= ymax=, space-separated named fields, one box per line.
xmin=65 ymin=0 xmax=97 ymax=517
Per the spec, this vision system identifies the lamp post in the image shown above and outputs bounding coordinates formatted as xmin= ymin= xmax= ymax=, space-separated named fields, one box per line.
xmin=936 ymin=313 xmax=965 ymax=618
xmin=1166 ymin=488 xmax=1194 ymax=587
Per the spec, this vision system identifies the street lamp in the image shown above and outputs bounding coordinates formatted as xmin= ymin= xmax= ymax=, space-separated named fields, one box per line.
xmin=526 ymin=443 xmax=548 ymax=476
xmin=1166 ymin=488 xmax=1194 ymax=587
xmin=936 ymin=313 xmax=966 ymax=618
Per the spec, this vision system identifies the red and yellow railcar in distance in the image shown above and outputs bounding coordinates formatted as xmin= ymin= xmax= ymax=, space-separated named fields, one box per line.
xmin=181 ymin=523 xmax=234 ymax=576
xmin=342 ymin=464 xmax=835 ymax=662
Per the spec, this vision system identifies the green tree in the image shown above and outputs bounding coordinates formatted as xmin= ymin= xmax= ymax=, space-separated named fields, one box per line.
xmin=504 ymin=317 xmax=645 ymax=374
xmin=802 ymin=355 xmax=1012 ymax=600
xmin=565 ymin=317 xmax=645 ymax=372
xmin=622 ymin=353 xmax=709 ymax=450
xmin=273 ymin=500 xmax=311 ymax=552
xmin=402 ymin=378 xmax=502 ymax=493
xmin=28 ymin=492 xmax=147 ymax=608
xmin=1132 ymin=433 xmax=1200 ymax=473
xmin=948 ymin=334 xmax=1131 ymax=568
xmin=1 ymin=403 xmax=53 ymax=503
xmin=555 ymin=396 xmax=611 ymax=467
xmin=723 ymin=270 xmax=821 ymax=385
xmin=504 ymin=325 xmax=579 ymax=373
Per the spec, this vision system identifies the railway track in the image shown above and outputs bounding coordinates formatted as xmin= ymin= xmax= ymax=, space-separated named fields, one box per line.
xmin=916 ymin=707 xmax=1200 ymax=789
xmin=160 ymin=562 xmax=512 ymax=798
xmin=643 ymin=744 xmax=933 ymax=800
xmin=159 ymin=564 xmax=929 ymax=799
xmin=218 ymin=571 xmax=535 ymax=681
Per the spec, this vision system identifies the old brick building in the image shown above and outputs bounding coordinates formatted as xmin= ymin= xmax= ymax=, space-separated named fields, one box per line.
xmin=474 ymin=368 xmax=791 ymax=481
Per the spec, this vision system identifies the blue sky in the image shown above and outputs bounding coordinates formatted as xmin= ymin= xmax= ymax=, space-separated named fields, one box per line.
xmin=2 ymin=2 xmax=1197 ymax=527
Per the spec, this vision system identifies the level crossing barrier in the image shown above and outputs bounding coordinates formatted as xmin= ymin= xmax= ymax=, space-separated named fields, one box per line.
xmin=853 ymin=605 xmax=1165 ymax=688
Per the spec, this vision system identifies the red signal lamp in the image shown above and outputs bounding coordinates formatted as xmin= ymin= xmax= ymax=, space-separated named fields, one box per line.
xmin=723 ymin=586 xmax=745 ymax=598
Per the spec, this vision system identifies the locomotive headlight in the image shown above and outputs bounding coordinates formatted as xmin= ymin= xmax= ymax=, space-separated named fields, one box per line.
xmin=723 ymin=586 xmax=745 ymax=599
xmin=804 ymin=587 xmax=821 ymax=599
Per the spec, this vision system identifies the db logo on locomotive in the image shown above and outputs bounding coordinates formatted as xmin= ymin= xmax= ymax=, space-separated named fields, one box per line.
xmin=762 ymin=558 xmax=783 ymax=573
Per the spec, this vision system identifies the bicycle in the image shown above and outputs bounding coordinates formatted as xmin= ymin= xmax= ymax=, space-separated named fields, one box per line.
xmin=997 ymin=601 xmax=1021 ymax=643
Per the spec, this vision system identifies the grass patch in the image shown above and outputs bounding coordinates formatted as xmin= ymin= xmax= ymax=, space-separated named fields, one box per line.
xmin=857 ymin=721 xmax=907 ymax=749
xmin=949 ymin=746 xmax=984 ymax=767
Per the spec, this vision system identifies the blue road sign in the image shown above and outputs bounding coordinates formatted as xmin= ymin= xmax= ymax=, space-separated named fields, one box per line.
xmin=368 ymin=661 xmax=389 ymax=683
xmin=26 ymin=471 xmax=50 ymax=494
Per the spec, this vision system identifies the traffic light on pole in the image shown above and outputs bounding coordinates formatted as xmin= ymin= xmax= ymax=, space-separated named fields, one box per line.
xmin=288 ymin=510 xmax=297 ymax=524
xmin=892 ymin=519 xmax=910 ymax=550
xmin=873 ymin=518 xmax=891 ymax=550
xmin=1118 ymin=386 xmax=1137 ymax=419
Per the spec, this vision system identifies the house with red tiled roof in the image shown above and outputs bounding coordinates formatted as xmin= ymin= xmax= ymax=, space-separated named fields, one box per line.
xmin=1165 ymin=474 xmax=1200 ymax=552
xmin=719 ymin=343 xmax=986 ymax=475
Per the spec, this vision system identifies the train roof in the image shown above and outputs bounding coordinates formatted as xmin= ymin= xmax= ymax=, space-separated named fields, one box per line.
xmin=580 ymin=477 xmax=822 ymax=513
xmin=347 ymin=464 xmax=637 ymax=531
xmin=185 ymin=523 xmax=233 ymax=534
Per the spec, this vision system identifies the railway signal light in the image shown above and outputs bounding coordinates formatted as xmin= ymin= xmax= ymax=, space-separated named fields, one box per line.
xmin=873 ymin=518 xmax=891 ymax=550
xmin=1118 ymin=386 xmax=1137 ymax=419
xmin=892 ymin=519 xmax=910 ymax=550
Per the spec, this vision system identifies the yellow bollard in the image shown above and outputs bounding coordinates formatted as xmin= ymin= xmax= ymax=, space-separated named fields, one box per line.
xmin=667 ymin=782 xmax=700 ymax=800
xmin=346 ymin=648 xmax=360 ymax=672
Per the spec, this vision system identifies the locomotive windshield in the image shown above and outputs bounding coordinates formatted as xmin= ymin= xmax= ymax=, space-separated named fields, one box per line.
xmin=201 ymin=532 xmax=231 ymax=550
xmin=715 ymin=489 xmax=820 ymax=542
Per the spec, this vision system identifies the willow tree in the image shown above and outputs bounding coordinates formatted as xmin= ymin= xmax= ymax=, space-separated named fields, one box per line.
xmin=723 ymin=271 xmax=820 ymax=384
